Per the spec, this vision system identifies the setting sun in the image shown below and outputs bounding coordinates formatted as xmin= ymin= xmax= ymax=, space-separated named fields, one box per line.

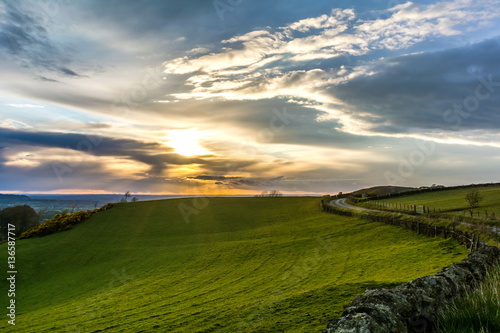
xmin=167 ymin=130 xmax=212 ymax=156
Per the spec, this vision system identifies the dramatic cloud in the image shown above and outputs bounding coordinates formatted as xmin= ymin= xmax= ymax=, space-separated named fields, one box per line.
xmin=158 ymin=0 xmax=500 ymax=150
xmin=0 ymin=1 xmax=82 ymax=77
xmin=333 ymin=38 xmax=500 ymax=145
xmin=163 ymin=0 xmax=500 ymax=100
xmin=0 ymin=127 xmax=259 ymax=177
xmin=1 ymin=0 xmax=500 ymax=193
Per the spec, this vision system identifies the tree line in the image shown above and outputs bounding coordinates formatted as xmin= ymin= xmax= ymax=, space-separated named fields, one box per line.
xmin=254 ymin=190 xmax=283 ymax=197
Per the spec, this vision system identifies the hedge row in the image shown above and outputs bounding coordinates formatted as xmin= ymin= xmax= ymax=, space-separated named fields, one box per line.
xmin=19 ymin=203 xmax=114 ymax=239
xmin=321 ymin=197 xmax=482 ymax=251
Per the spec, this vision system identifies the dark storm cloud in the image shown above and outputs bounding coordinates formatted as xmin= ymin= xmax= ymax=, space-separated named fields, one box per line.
xmin=0 ymin=127 xmax=162 ymax=156
xmin=0 ymin=0 xmax=79 ymax=76
xmin=266 ymin=109 xmax=373 ymax=148
xmin=203 ymin=172 xmax=355 ymax=193
xmin=0 ymin=127 xmax=261 ymax=177
xmin=58 ymin=67 xmax=82 ymax=77
xmin=187 ymin=175 xmax=241 ymax=181
xmin=185 ymin=174 xmax=292 ymax=189
xmin=0 ymin=127 xmax=187 ymax=177
xmin=0 ymin=1 xmax=44 ymax=54
xmin=334 ymin=38 xmax=500 ymax=133
xmin=196 ymin=175 xmax=285 ymax=188
xmin=0 ymin=158 xmax=111 ymax=192
xmin=0 ymin=146 xmax=8 ymax=167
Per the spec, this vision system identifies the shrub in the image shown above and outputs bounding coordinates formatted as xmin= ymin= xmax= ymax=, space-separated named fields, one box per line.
xmin=320 ymin=199 xmax=483 ymax=250
xmin=19 ymin=203 xmax=114 ymax=239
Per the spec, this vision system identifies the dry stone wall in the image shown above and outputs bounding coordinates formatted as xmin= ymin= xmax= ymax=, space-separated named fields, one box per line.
xmin=321 ymin=197 xmax=500 ymax=332
xmin=323 ymin=246 xmax=499 ymax=333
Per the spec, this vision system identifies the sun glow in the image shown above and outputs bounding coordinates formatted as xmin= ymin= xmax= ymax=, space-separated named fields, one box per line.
xmin=167 ymin=130 xmax=212 ymax=156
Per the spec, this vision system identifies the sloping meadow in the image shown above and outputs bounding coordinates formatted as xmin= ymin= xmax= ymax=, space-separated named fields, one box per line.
xmin=0 ymin=197 xmax=467 ymax=332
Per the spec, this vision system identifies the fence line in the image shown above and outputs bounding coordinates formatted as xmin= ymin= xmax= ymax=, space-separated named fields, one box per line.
xmin=346 ymin=182 xmax=500 ymax=202
xmin=320 ymin=198 xmax=482 ymax=251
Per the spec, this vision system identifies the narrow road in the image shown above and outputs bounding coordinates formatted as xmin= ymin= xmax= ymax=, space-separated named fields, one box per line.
xmin=329 ymin=198 xmax=500 ymax=235
xmin=329 ymin=198 xmax=372 ymax=211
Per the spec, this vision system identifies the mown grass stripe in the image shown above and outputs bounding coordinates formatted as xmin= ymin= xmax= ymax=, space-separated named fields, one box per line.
xmin=1 ymin=197 xmax=467 ymax=332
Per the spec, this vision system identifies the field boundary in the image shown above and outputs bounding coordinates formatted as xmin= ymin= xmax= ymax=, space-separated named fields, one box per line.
xmin=18 ymin=203 xmax=114 ymax=239
xmin=346 ymin=182 xmax=500 ymax=201
xmin=321 ymin=197 xmax=482 ymax=251
xmin=320 ymin=197 xmax=500 ymax=332
xmin=324 ymin=245 xmax=500 ymax=333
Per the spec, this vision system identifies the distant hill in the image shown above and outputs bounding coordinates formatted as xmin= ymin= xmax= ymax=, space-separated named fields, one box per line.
xmin=349 ymin=186 xmax=416 ymax=197
xmin=0 ymin=193 xmax=30 ymax=200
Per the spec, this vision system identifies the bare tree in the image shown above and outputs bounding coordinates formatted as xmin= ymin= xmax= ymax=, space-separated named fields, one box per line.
xmin=131 ymin=197 xmax=139 ymax=202
xmin=123 ymin=191 xmax=131 ymax=203
xmin=70 ymin=204 xmax=78 ymax=213
xmin=269 ymin=190 xmax=283 ymax=197
xmin=465 ymin=188 xmax=484 ymax=217
xmin=259 ymin=190 xmax=283 ymax=197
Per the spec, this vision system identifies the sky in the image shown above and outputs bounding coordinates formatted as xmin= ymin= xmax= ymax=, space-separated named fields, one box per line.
xmin=1 ymin=0 xmax=500 ymax=195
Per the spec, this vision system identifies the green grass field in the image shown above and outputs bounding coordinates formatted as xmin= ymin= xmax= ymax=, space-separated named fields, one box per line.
xmin=377 ymin=186 xmax=500 ymax=217
xmin=0 ymin=197 xmax=468 ymax=332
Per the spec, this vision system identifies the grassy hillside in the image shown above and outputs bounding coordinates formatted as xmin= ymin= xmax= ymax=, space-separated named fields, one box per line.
xmin=0 ymin=197 xmax=467 ymax=332
xmin=377 ymin=186 xmax=500 ymax=217
xmin=348 ymin=185 xmax=416 ymax=197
